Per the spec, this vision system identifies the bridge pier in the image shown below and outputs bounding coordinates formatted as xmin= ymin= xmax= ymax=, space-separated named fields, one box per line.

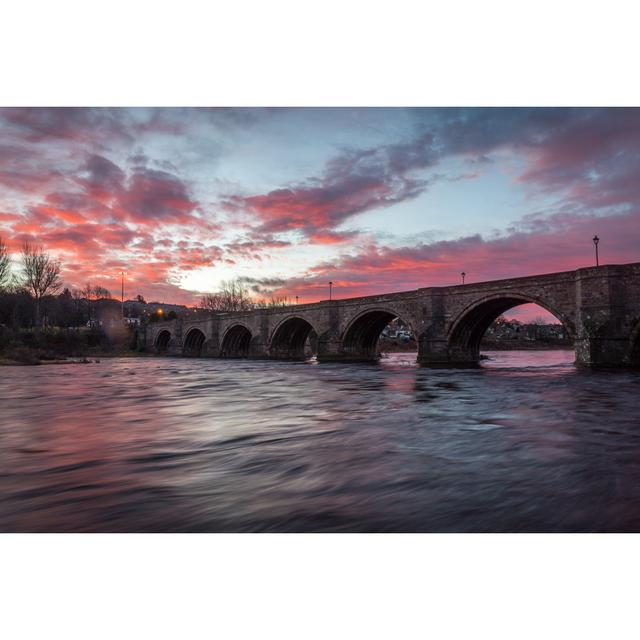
xmin=575 ymin=337 xmax=629 ymax=368
xmin=248 ymin=337 xmax=268 ymax=359
xmin=573 ymin=265 xmax=640 ymax=368
xmin=417 ymin=340 xmax=480 ymax=367
xmin=316 ymin=332 xmax=354 ymax=362
xmin=416 ymin=337 xmax=448 ymax=366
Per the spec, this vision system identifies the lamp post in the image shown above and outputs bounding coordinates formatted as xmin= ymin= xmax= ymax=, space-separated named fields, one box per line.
xmin=593 ymin=235 xmax=600 ymax=267
xmin=296 ymin=295 xmax=299 ymax=305
xmin=121 ymin=271 xmax=125 ymax=319
xmin=329 ymin=281 xmax=333 ymax=300
xmin=461 ymin=271 xmax=466 ymax=285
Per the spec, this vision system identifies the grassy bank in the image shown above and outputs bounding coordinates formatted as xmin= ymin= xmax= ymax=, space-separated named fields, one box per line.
xmin=0 ymin=326 xmax=145 ymax=365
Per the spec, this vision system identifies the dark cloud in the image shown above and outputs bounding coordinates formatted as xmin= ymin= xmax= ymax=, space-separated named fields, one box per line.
xmin=0 ymin=107 xmax=133 ymax=143
xmin=78 ymin=154 xmax=126 ymax=199
xmin=0 ymin=143 xmax=63 ymax=193
xmin=118 ymin=166 xmax=199 ymax=224
xmin=425 ymin=108 xmax=640 ymax=215
xmin=237 ymin=275 xmax=288 ymax=295
xmin=225 ymin=236 xmax=292 ymax=259
xmin=223 ymin=132 xmax=439 ymax=242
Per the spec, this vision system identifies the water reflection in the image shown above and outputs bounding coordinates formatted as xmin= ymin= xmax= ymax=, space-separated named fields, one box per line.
xmin=1 ymin=350 xmax=639 ymax=532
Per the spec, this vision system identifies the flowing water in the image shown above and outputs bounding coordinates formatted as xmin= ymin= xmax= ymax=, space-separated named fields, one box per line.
xmin=1 ymin=350 xmax=639 ymax=532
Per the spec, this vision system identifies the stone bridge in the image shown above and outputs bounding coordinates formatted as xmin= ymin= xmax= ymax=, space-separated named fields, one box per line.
xmin=145 ymin=262 xmax=640 ymax=367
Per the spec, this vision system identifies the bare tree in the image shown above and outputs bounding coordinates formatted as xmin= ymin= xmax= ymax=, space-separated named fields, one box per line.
xmin=0 ymin=237 xmax=11 ymax=290
xmin=93 ymin=285 xmax=112 ymax=299
xmin=255 ymin=294 xmax=291 ymax=308
xmin=81 ymin=283 xmax=94 ymax=322
xmin=80 ymin=282 xmax=94 ymax=325
xmin=81 ymin=283 xmax=111 ymax=323
xmin=72 ymin=288 xmax=87 ymax=325
xmin=21 ymin=242 xmax=63 ymax=328
xmin=530 ymin=315 xmax=550 ymax=340
xmin=200 ymin=279 xmax=256 ymax=312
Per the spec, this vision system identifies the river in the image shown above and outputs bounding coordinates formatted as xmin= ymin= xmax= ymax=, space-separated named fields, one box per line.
xmin=1 ymin=350 xmax=639 ymax=532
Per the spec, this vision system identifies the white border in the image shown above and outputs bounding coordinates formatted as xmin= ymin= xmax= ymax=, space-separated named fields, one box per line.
xmin=1 ymin=0 xmax=639 ymax=106
xmin=2 ymin=534 xmax=638 ymax=639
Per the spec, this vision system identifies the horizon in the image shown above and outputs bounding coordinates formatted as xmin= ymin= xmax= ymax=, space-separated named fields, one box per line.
xmin=2 ymin=107 xmax=639 ymax=322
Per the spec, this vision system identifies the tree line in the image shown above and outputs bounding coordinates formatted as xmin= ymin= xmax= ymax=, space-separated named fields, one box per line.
xmin=1 ymin=237 xmax=297 ymax=332
xmin=199 ymin=279 xmax=294 ymax=312
xmin=0 ymin=238 xmax=117 ymax=330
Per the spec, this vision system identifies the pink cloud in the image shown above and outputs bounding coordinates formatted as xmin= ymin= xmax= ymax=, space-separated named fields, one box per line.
xmin=223 ymin=133 xmax=436 ymax=242
xmin=2 ymin=108 xmax=640 ymax=311
xmin=261 ymin=208 xmax=640 ymax=310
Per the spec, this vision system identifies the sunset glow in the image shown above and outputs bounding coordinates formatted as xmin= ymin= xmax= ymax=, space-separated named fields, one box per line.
xmin=2 ymin=107 xmax=639 ymax=321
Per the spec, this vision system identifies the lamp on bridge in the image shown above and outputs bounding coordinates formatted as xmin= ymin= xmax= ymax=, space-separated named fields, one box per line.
xmin=461 ymin=271 xmax=466 ymax=285
xmin=593 ymin=235 xmax=600 ymax=267
xmin=329 ymin=281 xmax=333 ymax=300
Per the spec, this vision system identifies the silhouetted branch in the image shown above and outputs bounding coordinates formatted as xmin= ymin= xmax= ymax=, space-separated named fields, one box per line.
xmin=0 ymin=237 xmax=11 ymax=290
xmin=20 ymin=242 xmax=62 ymax=327
xmin=200 ymin=279 xmax=256 ymax=312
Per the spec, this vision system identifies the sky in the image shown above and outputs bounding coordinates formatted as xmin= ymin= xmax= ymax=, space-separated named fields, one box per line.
xmin=1 ymin=107 xmax=639 ymax=322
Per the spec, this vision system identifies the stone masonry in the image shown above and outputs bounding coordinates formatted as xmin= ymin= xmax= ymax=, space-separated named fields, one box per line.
xmin=146 ymin=262 xmax=640 ymax=367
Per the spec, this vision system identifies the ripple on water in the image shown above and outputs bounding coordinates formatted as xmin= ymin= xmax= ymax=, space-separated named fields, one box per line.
xmin=1 ymin=351 xmax=640 ymax=532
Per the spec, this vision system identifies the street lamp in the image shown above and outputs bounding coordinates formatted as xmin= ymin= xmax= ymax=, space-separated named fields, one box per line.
xmin=296 ymin=295 xmax=299 ymax=305
xmin=120 ymin=271 xmax=125 ymax=319
xmin=461 ymin=271 xmax=466 ymax=285
xmin=329 ymin=281 xmax=333 ymax=300
xmin=593 ymin=235 xmax=600 ymax=267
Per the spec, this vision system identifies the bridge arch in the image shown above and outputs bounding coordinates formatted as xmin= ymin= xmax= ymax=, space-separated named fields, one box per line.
xmin=220 ymin=323 xmax=253 ymax=358
xmin=269 ymin=315 xmax=318 ymax=359
xmin=341 ymin=307 xmax=413 ymax=361
xmin=183 ymin=327 xmax=206 ymax=356
xmin=447 ymin=292 xmax=575 ymax=363
xmin=155 ymin=329 xmax=172 ymax=352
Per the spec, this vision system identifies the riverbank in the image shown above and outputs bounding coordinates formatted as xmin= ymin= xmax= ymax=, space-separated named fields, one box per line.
xmin=0 ymin=350 xmax=153 ymax=366
xmin=0 ymin=325 xmax=147 ymax=365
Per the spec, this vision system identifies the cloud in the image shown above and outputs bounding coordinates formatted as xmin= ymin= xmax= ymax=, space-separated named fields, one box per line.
xmin=0 ymin=149 xmax=221 ymax=303
xmin=116 ymin=166 xmax=200 ymax=224
xmin=260 ymin=206 xmax=640 ymax=303
xmin=0 ymin=144 xmax=63 ymax=195
xmin=225 ymin=236 xmax=292 ymax=259
xmin=0 ymin=107 xmax=133 ymax=144
xmin=1 ymin=107 xmax=639 ymax=308
xmin=221 ymin=108 xmax=640 ymax=246
xmin=78 ymin=153 xmax=126 ymax=199
xmin=426 ymin=108 xmax=640 ymax=216
xmin=223 ymin=132 xmax=439 ymax=242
